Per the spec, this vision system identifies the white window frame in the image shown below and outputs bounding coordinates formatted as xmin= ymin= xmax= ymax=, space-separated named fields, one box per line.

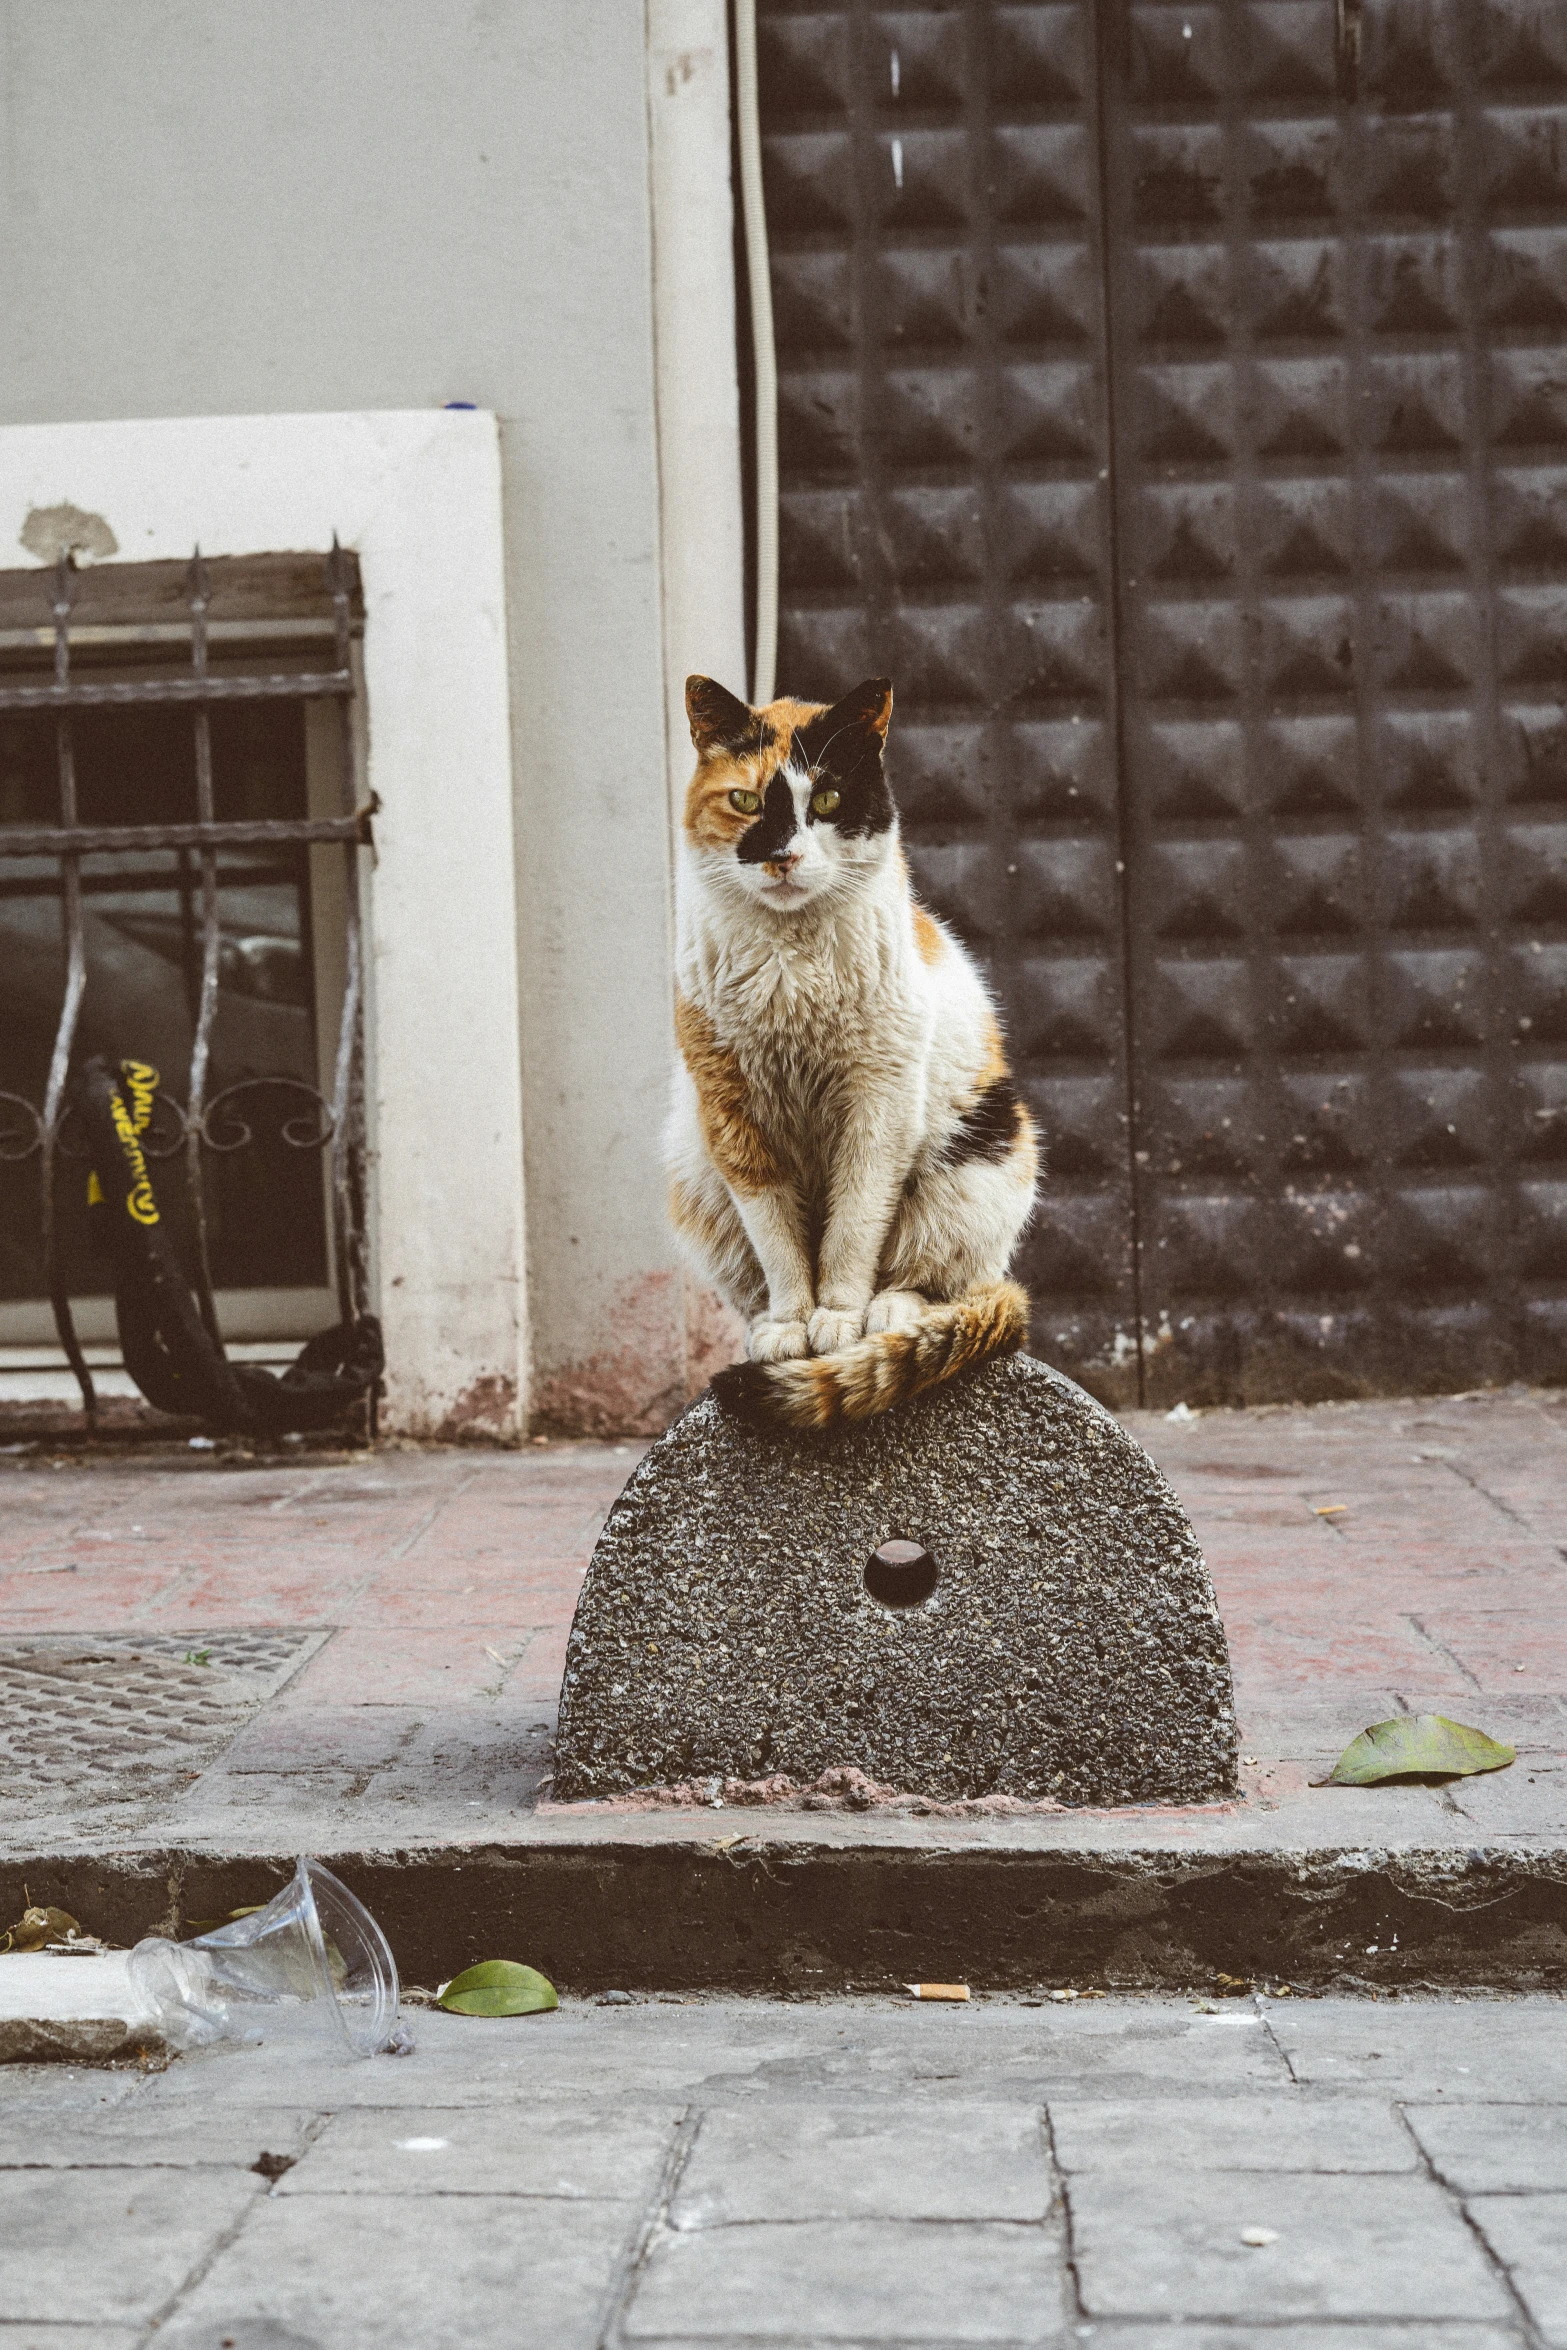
xmin=0 ymin=410 xmax=526 ymax=1437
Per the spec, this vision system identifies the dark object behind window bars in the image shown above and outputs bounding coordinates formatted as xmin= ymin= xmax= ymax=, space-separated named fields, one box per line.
xmin=0 ymin=545 xmax=374 ymax=1427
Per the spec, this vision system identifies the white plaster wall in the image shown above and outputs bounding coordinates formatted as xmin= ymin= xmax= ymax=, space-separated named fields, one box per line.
xmin=0 ymin=0 xmax=703 ymax=1433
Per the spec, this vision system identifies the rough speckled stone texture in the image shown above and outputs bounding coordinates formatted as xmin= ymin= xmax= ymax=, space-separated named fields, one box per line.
xmin=554 ymin=1356 xmax=1238 ymax=1805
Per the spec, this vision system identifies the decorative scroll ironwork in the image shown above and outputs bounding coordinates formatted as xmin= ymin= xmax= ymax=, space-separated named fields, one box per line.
xmin=4 ymin=542 xmax=373 ymax=1428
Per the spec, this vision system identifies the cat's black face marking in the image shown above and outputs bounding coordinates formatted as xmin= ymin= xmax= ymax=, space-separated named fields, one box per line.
xmin=793 ymin=677 xmax=895 ymax=839
xmin=942 ymin=1078 xmax=1023 ymax=1166
xmin=736 ymin=770 xmax=800 ymax=864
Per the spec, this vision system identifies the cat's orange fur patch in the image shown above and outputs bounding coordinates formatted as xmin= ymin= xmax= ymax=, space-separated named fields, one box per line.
xmin=719 ymin=1282 xmax=1030 ymax=1429
xmin=913 ymin=906 xmax=945 ymax=966
xmin=683 ymin=694 xmax=830 ymax=851
xmin=674 ymin=995 xmax=779 ymax=1195
xmin=979 ymin=1010 xmax=1009 ymax=1084
xmin=1012 ymin=1103 xmax=1041 ymax=1188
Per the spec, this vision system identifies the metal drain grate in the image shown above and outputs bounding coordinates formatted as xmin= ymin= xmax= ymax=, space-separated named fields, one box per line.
xmin=0 ymin=1629 xmax=326 ymax=1798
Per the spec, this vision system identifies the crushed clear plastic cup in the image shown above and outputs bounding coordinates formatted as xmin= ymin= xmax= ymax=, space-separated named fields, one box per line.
xmin=127 ymin=1857 xmax=405 ymax=2056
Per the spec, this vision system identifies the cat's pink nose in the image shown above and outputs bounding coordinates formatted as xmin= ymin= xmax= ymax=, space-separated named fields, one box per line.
xmin=764 ymin=852 xmax=801 ymax=877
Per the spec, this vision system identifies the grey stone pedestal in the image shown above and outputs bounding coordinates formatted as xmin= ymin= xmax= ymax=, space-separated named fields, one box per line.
xmin=554 ymin=1356 xmax=1238 ymax=1806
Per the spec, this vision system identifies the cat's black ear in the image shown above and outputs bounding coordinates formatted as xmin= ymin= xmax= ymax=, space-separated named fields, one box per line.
xmin=795 ymin=678 xmax=894 ymax=778
xmin=687 ymin=675 xmax=757 ymax=755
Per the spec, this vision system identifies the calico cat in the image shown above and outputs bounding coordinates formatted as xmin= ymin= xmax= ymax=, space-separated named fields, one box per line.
xmin=665 ymin=672 xmax=1039 ymax=1428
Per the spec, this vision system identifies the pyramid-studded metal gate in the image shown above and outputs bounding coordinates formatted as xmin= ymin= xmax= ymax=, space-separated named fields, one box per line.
xmin=760 ymin=0 xmax=1567 ymax=1407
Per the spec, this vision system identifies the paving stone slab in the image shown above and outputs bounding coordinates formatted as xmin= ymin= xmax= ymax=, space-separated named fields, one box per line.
xmin=278 ymin=2103 xmax=678 ymax=2199
xmin=1081 ymin=2330 xmax=1525 ymax=2350
xmin=120 ymin=2000 xmax=1295 ymax=2110
xmin=625 ymin=2215 xmax=1068 ymax=2342
xmin=1067 ymin=2169 xmax=1514 ymax=2322
xmin=671 ymin=2103 xmax=1052 ymax=2224
xmin=1467 ymin=2194 xmax=1567 ymax=2347
xmin=0 ymin=2167 xmax=262 ymax=2324
xmin=557 ymin=1358 xmax=1238 ymax=1805
xmin=1049 ymin=2093 xmax=1417 ymax=2173
xmin=0 ymin=2332 xmax=146 ymax=2349
xmin=1263 ymin=1998 xmax=1567 ymax=2098
xmin=0 ymin=2105 xmax=313 ymax=2170
xmin=156 ymin=2192 xmax=642 ymax=2350
xmin=1406 ymin=2101 xmax=1567 ymax=2191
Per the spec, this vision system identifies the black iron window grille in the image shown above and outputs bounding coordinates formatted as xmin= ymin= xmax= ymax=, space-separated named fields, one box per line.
xmin=0 ymin=545 xmax=374 ymax=1426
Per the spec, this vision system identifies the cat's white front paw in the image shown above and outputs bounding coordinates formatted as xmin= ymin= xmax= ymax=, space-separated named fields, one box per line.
xmin=749 ymin=1316 xmax=811 ymax=1363
xmin=808 ymin=1305 xmax=866 ymax=1356
xmin=865 ymin=1288 xmax=927 ymax=1336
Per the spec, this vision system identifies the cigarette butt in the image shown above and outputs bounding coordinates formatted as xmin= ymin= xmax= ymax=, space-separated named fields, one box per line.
xmin=907 ymin=1982 xmax=970 ymax=2001
xmin=1313 ymin=1504 xmax=1347 ymax=1517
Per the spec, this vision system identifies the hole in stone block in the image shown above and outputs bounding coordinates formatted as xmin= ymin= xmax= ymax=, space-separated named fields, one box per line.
xmin=864 ymin=1538 xmax=939 ymax=1608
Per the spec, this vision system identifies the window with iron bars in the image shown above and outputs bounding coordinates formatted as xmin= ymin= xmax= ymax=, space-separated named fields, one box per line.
xmin=0 ymin=547 xmax=372 ymax=1424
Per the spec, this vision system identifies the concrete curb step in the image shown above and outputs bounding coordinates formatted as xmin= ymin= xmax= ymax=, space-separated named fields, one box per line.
xmin=4 ymin=1835 xmax=1565 ymax=2016
xmin=0 ymin=1950 xmax=166 ymax=2063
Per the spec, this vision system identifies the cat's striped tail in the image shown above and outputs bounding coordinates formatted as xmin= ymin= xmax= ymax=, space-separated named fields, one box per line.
xmin=709 ymin=1282 xmax=1029 ymax=1431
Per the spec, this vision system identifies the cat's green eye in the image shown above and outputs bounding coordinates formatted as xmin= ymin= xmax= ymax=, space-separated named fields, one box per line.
xmin=728 ymin=788 xmax=761 ymax=815
xmin=811 ymin=788 xmax=841 ymax=816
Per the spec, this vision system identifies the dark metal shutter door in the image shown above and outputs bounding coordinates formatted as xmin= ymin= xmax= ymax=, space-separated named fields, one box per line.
xmin=1099 ymin=0 xmax=1567 ymax=1403
xmin=761 ymin=1 xmax=1143 ymax=1405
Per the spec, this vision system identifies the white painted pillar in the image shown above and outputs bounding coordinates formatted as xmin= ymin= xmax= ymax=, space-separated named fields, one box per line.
xmin=646 ymin=0 xmax=751 ymax=1390
xmin=646 ymin=0 xmax=749 ymax=844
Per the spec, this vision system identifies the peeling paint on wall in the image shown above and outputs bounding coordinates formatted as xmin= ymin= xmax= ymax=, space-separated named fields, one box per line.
xmin=529 ymin=1270 xmax=696 ymax=1439
xmin=434 ymin=1372 xmax=521 ymax=1445
xmin=20 ymin=502 xmax=117 ymax=563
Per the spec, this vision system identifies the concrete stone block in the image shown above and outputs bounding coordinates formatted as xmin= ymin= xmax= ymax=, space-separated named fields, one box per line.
xmin=1082 ymin=2330 xmax=1522 ymax=2350
xmin=1266 ymin=1998 xmax=1567 ymax=2098
xmin=0 ymin=2104 xmax=313 ymax=2171
xmin=1467 ymin=2194 xmax=1567 ymax=2344
xmin=0 ymin=2169 xmax=261 ymax=2324
xmin=557 ymin=1358 xmax=1237 ymax=1804
xmin=626 ymin=2216 xmax=1067 ymax=2341
xmin=1049 ymin=2094 xmax=1417 ymax=2174
xmin=671 ymin=2104 xmax=1052 ymax=2224
xmin=159 ymin=2192 xmax=641 ymax=2350
xmin=1408 ymin=2101 xmax=1567 ymax=2191
xmin=280 ymin=2103 xmax=677 ymax=2200
xmin=1068 ymin=2169 xmax=1513 ymax=2322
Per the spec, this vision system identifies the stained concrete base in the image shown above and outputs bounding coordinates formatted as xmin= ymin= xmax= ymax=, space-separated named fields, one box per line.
xmin=556 ymin=1360 xmax=1239 ymax=1806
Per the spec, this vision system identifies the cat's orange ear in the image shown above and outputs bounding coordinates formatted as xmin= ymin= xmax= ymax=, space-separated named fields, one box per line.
xmin=687 ymin=676 xmax=756 ymax=755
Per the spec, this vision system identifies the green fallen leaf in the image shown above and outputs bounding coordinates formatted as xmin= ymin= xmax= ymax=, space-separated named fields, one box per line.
xmin=1316 ymin=1713 xmax=1516 ymax=1787
xmin=184 ymin=1905 xmax=267 ymax=1935
xmin=437 ymin=1960 xmax=558 ymax=2017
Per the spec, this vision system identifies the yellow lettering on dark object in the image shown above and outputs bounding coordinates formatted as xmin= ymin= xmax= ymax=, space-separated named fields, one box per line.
xmin=109 ymin=1087 xmax=159 ymax=1226
xmin=120 ymin=1061 xmax=159 ymax=1135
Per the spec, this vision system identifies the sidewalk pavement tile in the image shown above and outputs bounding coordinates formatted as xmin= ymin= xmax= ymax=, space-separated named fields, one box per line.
xmin=1049 ymin=2095 xmax=1417 ymax=2173
xmin=1263 ymin=1999 xmax=1567 ymax=2099
xmin=279 ymin=2104 xmax=677 ymax=2200
xmin=1408 ymin=2103 xmax=1567 ymax=2191
xmin=0 ymin=2333 xmax=144 ymax=2350
xmin=625 ymin=2215 xmax=1066 ymax=2341
xmin=1467 ymin=2194 xmax=1567 ymax=2345
xmin=1081 ymin=2330 xmax=1523 ymax=2350
xmin=0 ymin=2106 xmax=313 ymax=2170
xmin=158 ymin=2191 xmax=641 ymax=2350
xmin=259 ymin=1627 xmax=546 ymax=1708
xmin=670 ymin=2104 xmax=1052 ymax=2224
xmin=0 ymin=2168 xmax=262 ymax=2324
xmin=1067 ymin=2169 xmax=1512 ymax=2322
